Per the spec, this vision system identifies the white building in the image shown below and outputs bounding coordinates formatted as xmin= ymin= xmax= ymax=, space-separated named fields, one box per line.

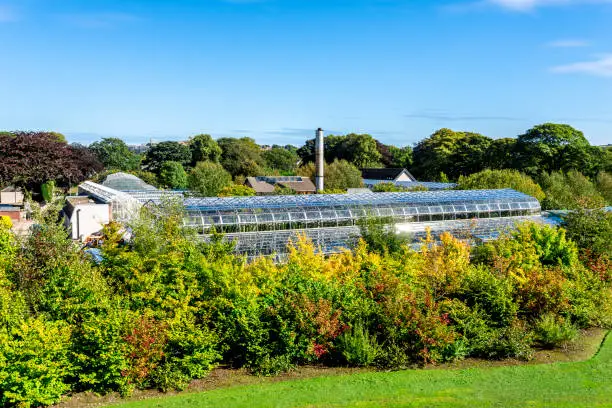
xmin=63 ymin=196 xmax=110 ymax=241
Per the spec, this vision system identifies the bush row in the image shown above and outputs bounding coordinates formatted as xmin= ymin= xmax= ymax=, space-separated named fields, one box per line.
xmin=0 ymin=205 xmax=610 ymax=406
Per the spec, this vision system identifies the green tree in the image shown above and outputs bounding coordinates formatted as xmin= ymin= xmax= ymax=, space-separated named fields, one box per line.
xmin=218 ymin=184 xmax=256 ymax=197
xmin=539 ymin=171 xmax=605 ymax=210
xmin=263 ymin=147 xmax=299 ymax=173
xmin=188 ymin=134 xmax=222 ymax=166
xmin=218 ymin=137 xmax=265 ymax=178
xmin=388 ymin=145 xmax=413 ymax=169
xmin=158 ymin=161 xmax=188 ymax=189
xmin=298 ymin=159 xmax=362 ymax=191
xmin=516 ymin=123 xmax=603 ymax=177
xmin=143 ymin=142 xmax=191 ymax=174
xmin=412 ymin=128 xmax=492 ymax=181
xmin=485 ymin=138 xmax=517 ymax=170
xmin=188 ymin=161 xmax=232 ymax=196
xmin=457 ymin=169 xmax=545 ymax=202
xmin=89 ymin=138 xmax=141 ymax=171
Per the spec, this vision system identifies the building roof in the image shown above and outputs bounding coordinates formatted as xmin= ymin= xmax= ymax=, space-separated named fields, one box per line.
xmin=277 ymin=178 xmax=316 ymax=193
xmin=246 ymin=176 xmax=316 ymax=194
xmin=361 ymin=168 xmax=416 ymax=181
xmin=246 ymin=177 xmax=276 ymax=194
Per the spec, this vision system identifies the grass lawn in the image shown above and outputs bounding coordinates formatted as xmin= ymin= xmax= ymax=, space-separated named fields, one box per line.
xmin=110 ymin=331 xmax=612 ymax=408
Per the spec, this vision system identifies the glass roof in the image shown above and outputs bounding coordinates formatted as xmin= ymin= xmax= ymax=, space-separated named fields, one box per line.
xmin=175 ymin=189 xmax=539 ymax=212
xmin=102 ymin=172 xmax=158 ymax=192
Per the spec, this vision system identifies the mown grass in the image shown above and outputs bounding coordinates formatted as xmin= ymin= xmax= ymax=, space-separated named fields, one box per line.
xmin=112 ymin=331 xmax=612 ymax=408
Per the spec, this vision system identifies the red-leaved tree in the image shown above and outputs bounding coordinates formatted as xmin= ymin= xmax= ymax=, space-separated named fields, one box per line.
xmin=0 ymin=131 xmax=103 ymax=194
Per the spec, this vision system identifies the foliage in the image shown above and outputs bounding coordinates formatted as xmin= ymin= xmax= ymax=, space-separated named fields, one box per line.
xmin=143 ymin=142 xmax=191 ymax=174
xmin=534 ymin=314 xmax=578 ymax=349
xmin=539 ymin=171 xmax=605 ymax=210
xmin=457 ymin=169 xmax=545 ymax=202
xmin=218 ymin=137 xmax=265 ymax=178
xmin=317 ymin=188 xmax=346 ymax=194
xmin=263 ymin=147 xmax=299 ymax=173
xmin=188 ymin=134 xmax=222 ymax=166
xmin=298 ymin=159 xmax=362 ymax=191
xmin=0 ymin=132 xmax=103 ymax=194
xmin=371 ymin=182 xmax=428 ymax=193
xmin=596 ymin=171 xmax=612 ymax=204
xmin=158 ymin=161 xmax=188 ymax=189
xmin=89 ymin=138 xmax=141 ymax=171
xmin=297 ymin=133 xmax=382 ymax=168
xmin=41 ymin=180 xmax=55 ymax=202
xmin=218 ymin=185 xmax=256 ymax=197
xmin=412 ymin=128 xmax=492 ymax=181
xmin=563 ymin=209 xmax=612 ymax=260
xmin=388 ymin=145 xmax=413 ymax=169
xmin=0 ymin=318 xmax=72 ymax=408
xmin=337 ymin=323 xmax=380 ymax=367
xmin=188 ymin=161 xmax=232 ymax=197
xmin=516 ymin=123 xmax=604 ymax=178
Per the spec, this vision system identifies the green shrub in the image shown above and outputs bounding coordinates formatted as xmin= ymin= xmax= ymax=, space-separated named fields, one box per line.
xmin=337 ymin=323 xmax=380 ymax=367
xmin=71 ymin=307 xmax=133 ymax=395
xmin=540 ymin=171 xmax=605 ymax=210
xmin=457 ymin=169 xmax=545 ymax=202
xmin=534 ymin=314 xmax=579 ymax=349
xmin=0 ymin=318 xmax=72 ymax=408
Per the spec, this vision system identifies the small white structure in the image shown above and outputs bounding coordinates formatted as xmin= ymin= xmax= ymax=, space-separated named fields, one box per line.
xmin=63 ymin=196 xmax=110 ymax=241
xmin=0 ymin=187 xmax=24 ymax=205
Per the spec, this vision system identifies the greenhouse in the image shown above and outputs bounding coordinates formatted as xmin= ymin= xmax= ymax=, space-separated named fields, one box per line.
xmin=136 ymin=188 xmax=542 ymax=257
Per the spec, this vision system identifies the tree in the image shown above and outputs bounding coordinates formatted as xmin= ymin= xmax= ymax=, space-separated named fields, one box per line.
xmin=263 ymin=147 xmax=299 ymax=173
xmin=412 ymin=128 xmax=492 ymax=181
xmin=143 ymin=142 xmax=191 ymax=174
xmin=388 ymin=145 xmax=413 ymax=169
xmin=298 ymin=159 xmax=362 ymax=191
xmin=158 ymin=161 xmax=188 ymax=189
xmin=485 ymin=138 xmax=517 ymax=170
xmin=457 ymin=169 xmax=545 ymax=202
xmin=188 ymin=162 xmax=232 ymax=197
xmin=0 ymin=132 xmax=103 ymax=194
xmin=297 ymin=134 xmax=381 ymax=168
xmin=89 ymin=138 xmax=141 ymax=171
xmin=218 ymin=185 xmax=256 ymax=197
xmin=217 ymin=137 xmax=265 ymax=178
xmin=188 ymin=134 xmax=222 ymax=166
xmin=515 ymin=123 xmax=602 ymax=177
xmin=539 ymin=171 xmax=605 ymax=210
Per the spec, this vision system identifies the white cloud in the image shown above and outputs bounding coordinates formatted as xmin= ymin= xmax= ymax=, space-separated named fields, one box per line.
xmin=547 ymin=39 xmax=590 ymax=47
xmin=551 ymin=54 xmax=612 ymax=77
xmin=485 ymin=0 xmax=612 ymax=11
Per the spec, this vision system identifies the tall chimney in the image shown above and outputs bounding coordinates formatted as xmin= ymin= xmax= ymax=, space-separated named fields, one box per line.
xmin=315 ymin=128 xmax=324 ymax=192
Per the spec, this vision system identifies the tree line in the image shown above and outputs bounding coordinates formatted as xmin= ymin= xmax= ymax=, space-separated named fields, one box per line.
xmin=0 ymin=124 xmax=610 ymax=203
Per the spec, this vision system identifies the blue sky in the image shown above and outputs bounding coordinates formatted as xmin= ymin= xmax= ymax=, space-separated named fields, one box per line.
xmin=0 ymin=0 xmax=611 ymax=146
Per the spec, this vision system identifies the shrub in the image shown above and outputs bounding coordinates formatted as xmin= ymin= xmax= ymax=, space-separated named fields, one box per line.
xmin=298 ymin=159 xmax=362 ymax=191
xmin=457 ymin=169 xmax=545 ymax=202
xmin=534 ymin=314 xmax=579 ymax=349
xmin=337 ymin=323 xmax=380 ymax=367
xmin=563 ymin=209 xmax=612 ymax=259
xmin=0 ymin=318 xmax=72 ymax=407
xmin=539 ymin=171 xmax=605 ymax=210
xmin=188 ymin=161 xmax=232 ymax=196
xmin=218 ymin=184 xmax=256 ymax=197
xmin=595 ymin=171 xmax=612 ymax=204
